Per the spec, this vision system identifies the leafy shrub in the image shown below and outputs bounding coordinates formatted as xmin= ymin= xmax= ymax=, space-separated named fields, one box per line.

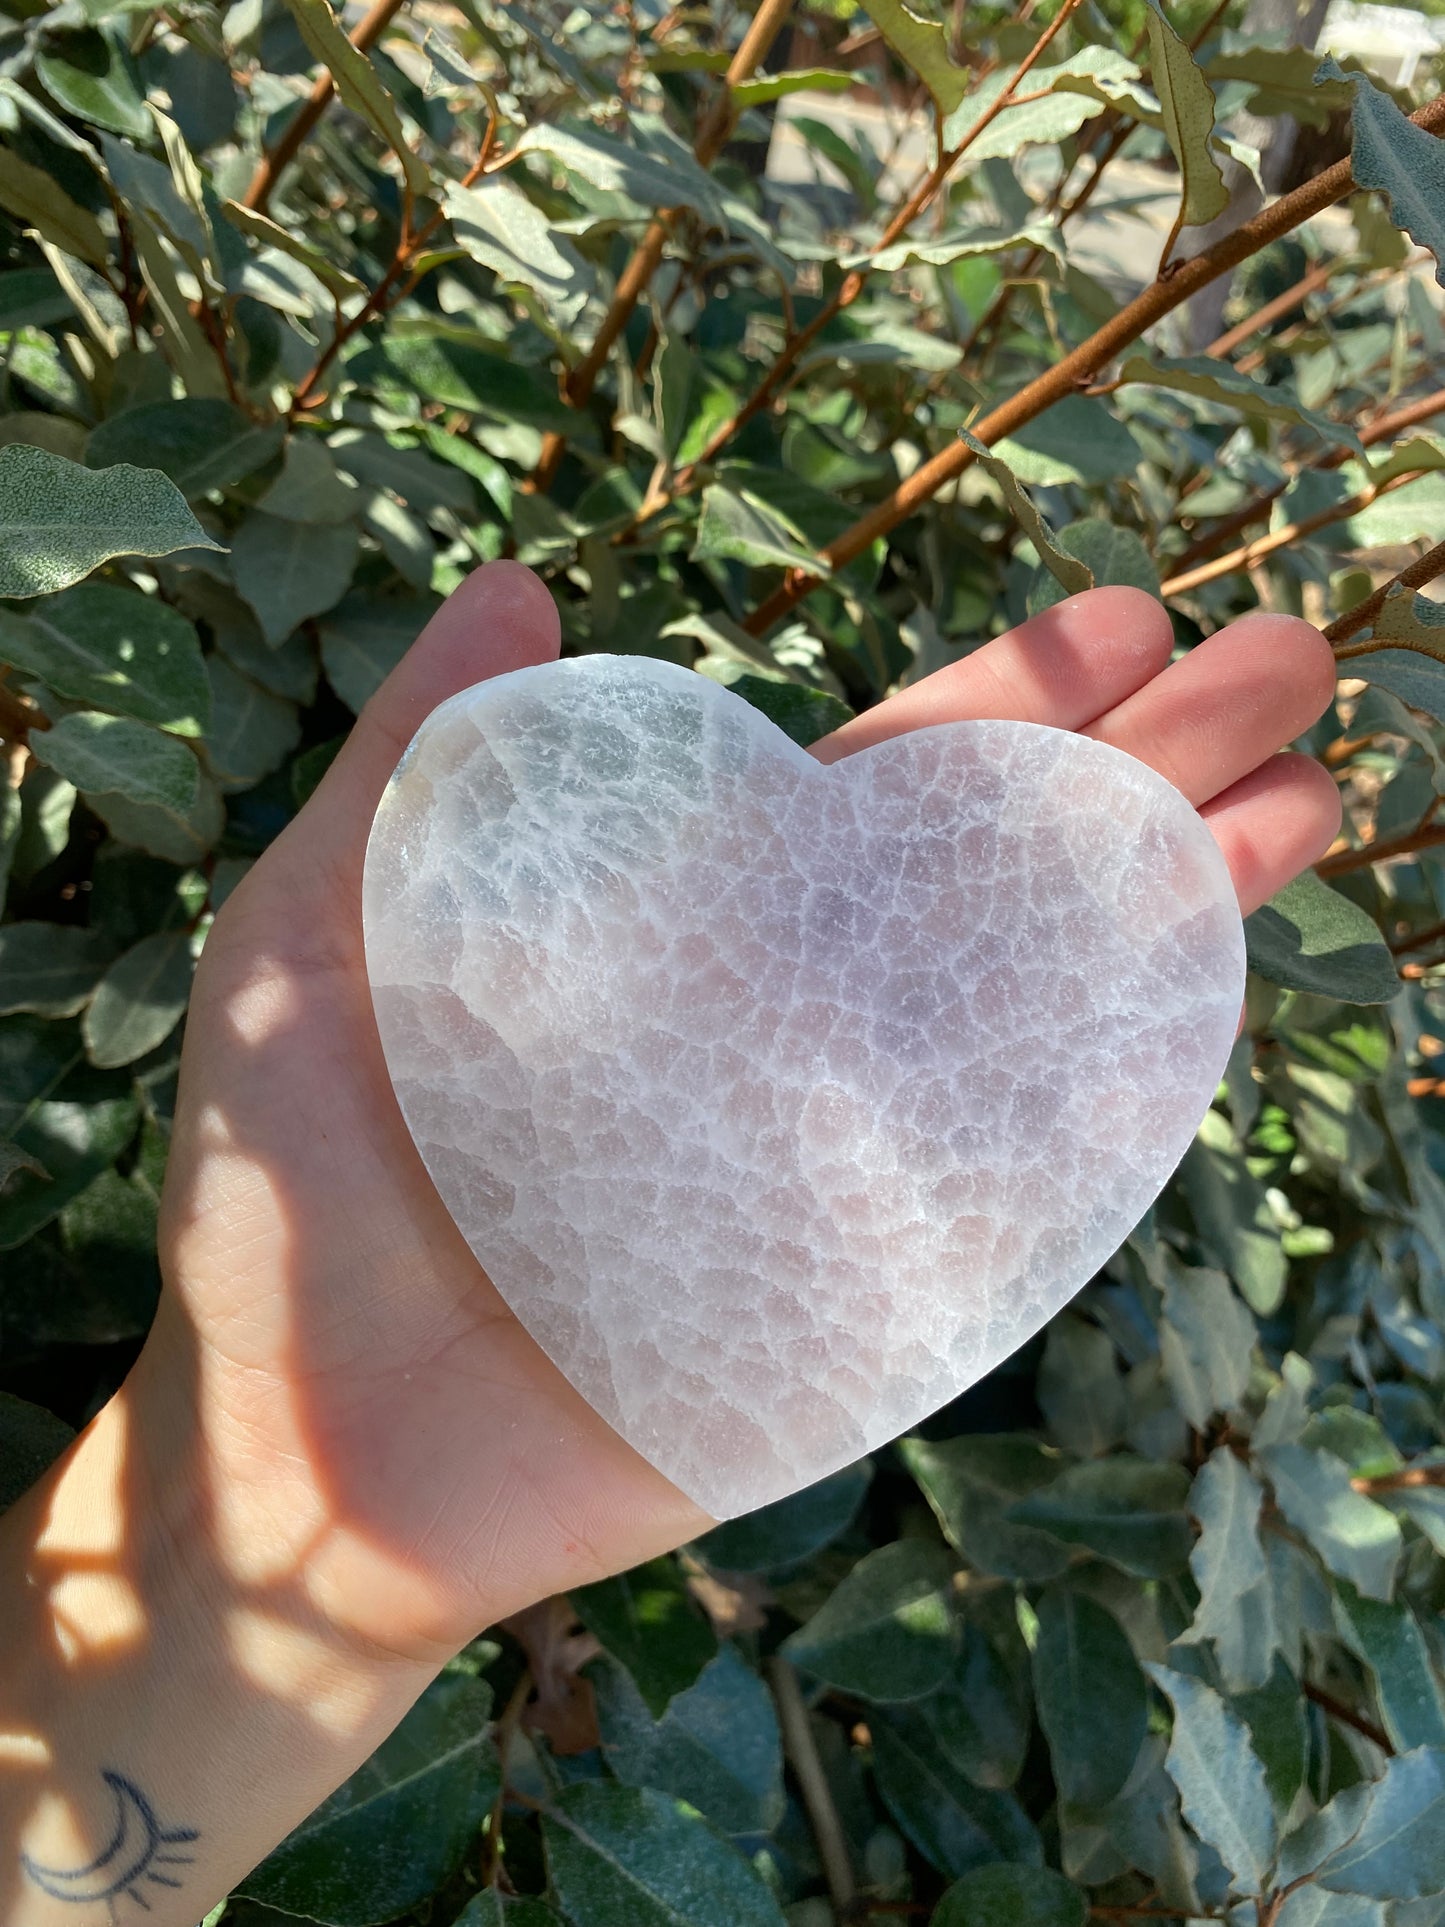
xmin=3 ymin=0 xmax=1445 ymax=1922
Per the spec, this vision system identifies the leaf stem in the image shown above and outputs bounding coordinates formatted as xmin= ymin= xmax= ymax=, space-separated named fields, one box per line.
xmin=766 ymin=1656 xmax=856 ymax=1917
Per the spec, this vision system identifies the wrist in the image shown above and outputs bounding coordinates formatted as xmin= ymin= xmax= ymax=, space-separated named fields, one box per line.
xmin=0 ymin=1323 xmax=440 ymax=1927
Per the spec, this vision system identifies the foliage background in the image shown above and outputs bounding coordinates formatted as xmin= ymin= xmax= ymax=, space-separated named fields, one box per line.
xmin=3 ymin=0 xmax=1445 ymax=1922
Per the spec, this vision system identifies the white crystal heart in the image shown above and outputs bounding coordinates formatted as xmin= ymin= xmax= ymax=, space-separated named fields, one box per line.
xmin=363 ymin=655 xmax=1244 ymax=1519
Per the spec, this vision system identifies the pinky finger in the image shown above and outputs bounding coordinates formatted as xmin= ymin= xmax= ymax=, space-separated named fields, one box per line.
xmin=1200 ymin=753 xmax=1343 ymax=917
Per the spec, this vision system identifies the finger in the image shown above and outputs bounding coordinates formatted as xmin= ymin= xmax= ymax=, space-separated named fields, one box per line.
xmin=275 ymin=562 xmax=561 ymax=895
xmin=1084 ymin=613 xmax=1337 ymax=807
xmin=1201 ymin=752 xmax=1343 ymax=915
xmin=813 ymin=585 xmax=1174 ymax=763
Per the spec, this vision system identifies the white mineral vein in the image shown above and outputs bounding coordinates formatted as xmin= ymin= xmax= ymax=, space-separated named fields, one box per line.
xmin=363 ymin=655 xmax=1244 ymax=1519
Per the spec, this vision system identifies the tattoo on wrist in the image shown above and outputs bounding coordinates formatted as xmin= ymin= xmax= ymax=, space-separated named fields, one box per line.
xmin=21 ymin=1770 xmax=198 ymax=1919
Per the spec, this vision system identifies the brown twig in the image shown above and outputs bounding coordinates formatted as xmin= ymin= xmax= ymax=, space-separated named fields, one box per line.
xmin=741 ymin=93 xmax=1445 ymax=636
xmin=1159 ymin=467 xmax=1430 ymax=599
xmin=242 ymin=0 xmax=409 ymax=215
xmin=289 ymin=139 xmax=493 ymax=417
xmin=479 ymin=1666 xmax=533 ymax=1890
xmin=1328 ymin=535 xmax=1445 ymax=648
xmin=1352 ymin=1462 xmax=1445 ymax=1492
xmin=1202 ymin=257 xmax=1335 ymax=359
xmin=1303 ymin=1681 xmax=1392 ymax=1753
xmin=1169 ymin=385 xmax=1445 ymax=576
xmin=766 ymin=1656 xmax=856 ymax=1917
xmin=626 ymin=0 xmax=1087 ymax=526
xmin=529 ymin=0 xmax=796 ymax=488
xmin=1319 ymin=816 xmax=1445 ymax=878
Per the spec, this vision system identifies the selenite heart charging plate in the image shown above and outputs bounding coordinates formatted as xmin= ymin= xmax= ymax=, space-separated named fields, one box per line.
xmin=363 ymin=655 xmax=1245 ymax=1519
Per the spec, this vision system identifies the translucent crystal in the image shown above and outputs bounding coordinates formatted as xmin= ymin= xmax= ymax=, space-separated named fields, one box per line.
xmin=363 ymin=656 xmax=1244 ymax=1519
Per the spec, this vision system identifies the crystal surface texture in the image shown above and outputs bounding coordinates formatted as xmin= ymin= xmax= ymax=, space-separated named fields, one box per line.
xmin=363 ymin=655 xmax=1245 ymax=1519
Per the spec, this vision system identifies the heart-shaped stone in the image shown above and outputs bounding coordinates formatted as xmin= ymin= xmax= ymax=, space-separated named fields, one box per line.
xmin=363 ymin=656 xmax=1244 ymax=1519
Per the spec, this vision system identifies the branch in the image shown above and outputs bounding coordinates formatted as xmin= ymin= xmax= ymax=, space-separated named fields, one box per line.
xmin=1159 ymin=467 xmax=1431 ymax=599
xmin=1201 ymin=256 xmax=1334 ymax=359
xmin=742 ymin=93 xmax=1445 ymax=636
xmin=766 ymin=1657 xmax=856 ymax=1917
xmin=289 ymin=138 xmax=494 ymax=417
xmin=1303 ymin=1681 xmax=1391 ymax=1753
xmin=1329 ymin=534 xmax=1445 ymax=647
xmin=1169 ymin=385 xmax=1445 ymax=577
xmin=241 ymin=0 xmax=408 ymax=215
xmin=1352 ymin=1462 xmax=1445 ymax=1492
xmin=1318 ymin=815 xmax=1445 ymax=878
xmin=530 ymin=0 xmax=796 ymax=489
xmin=628 ymin=0 xmax=1087 ymax=523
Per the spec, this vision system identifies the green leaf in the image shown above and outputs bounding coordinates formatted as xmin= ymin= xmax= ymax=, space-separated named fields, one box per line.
xmin=1333 ymin=1583 xmax=1445 ymax=1754
xmin=1317 ymin=1749 xmax=1445 ymax=1900
xmin=914 ymin=1620 xmax=1032 ymax=1791
xmin=1319 ymin=59 xmax=1445 ymax=287
xmin=693 ymin=1459 xmax=871 ymax=1573
xmin=852 ymin=221 xmax=1058 ymax=273
xmin=1258 ymin=1443 xmax=1402 ymax=1603
xmin=1028 ymin=520 xmax=1159 ymax=616
xmin=1007 ymin=1458 xmax=1193 ymax=1577
xmin=1352 ymin=648 xmax=1445 ymax=724
xmin=280 ymin=0 xmax=429 ymax=198
xmin=83 ymin=931 xmax=193 ymax=1069
xmin=993 ymin=395 xmax=1142 ymax=487
xmin=542 ymin=1782 xmax=786 ymax=1927
xmin=445 ymin=178 xmax=594 ymax=330
xmin=693 ymin=484 xmax=829 ymax=575
xmin=861 ymin=1 xmax=973 ymax=120
xmin=1147 ymin=1666 xmax=1277 ymax=1895
xmin=259 ymin=438 xmax=362 ymax=525
xmin=870 ymin=1705 xmax=1042 ymax=1878
xmin=782 ymin=1540 xmax=958 ymax=1702
xmin=1038 ymin=1314 xmax=1125 ymax=1457
xmin=516 ymin=119 xmax=725 ymax=226
xmin=733 ymin=68 xmax=855 ymax=108
xmin=0 ymin=585 xmax=210 ymax=736
xmin=0 ymin=447 xmax=222 ymax=598
xmin=941 ymin=66 xmax=1109 ymax=159
xmin=960 ymin=433 xmax=1094 ymax=599
xmin=1157 ymin=1261 xmax=1255 ymax=1429
xmin=31 ymin=712 xmax=199 ymax=818
xmin=1179 ymin=1110 xmax=1287 ymax=1316
xmin=0 ymin=1390 xmax=75 ymax=1512
xmin=0 ymin=1092 xmax=139 ymax=1251
xmin=902 ymin=1434 xmax=1073 ymax=1583
xmin=0 ymin=924 xmax=114 ymax=1017
xmin=319 ymin=594 xmax=437 ymax=713
xmin=1244 ymin=873 xmax=1399 ymax=1005
xmin=590 ymin=1645 xmax=784 ymax=1837
xmin=376 ymin=331 xmax=579 ymax=436
xmin=87 ymin=400 xmax=283 ymax=500
xmin=1115 ymin=353 xmax=1365 ymax=457
xmin=718 ymin=671 xmax=854 ymax=748
xmin=202 ymin=656 xmax=301 ymax=792
xmin=571 ymin=1556 xmax=717 ymax=1718
xmin=230 ymin=511 xmax=360 ymax=646
xmin=1144 ymin=0 xmax=1230 ymax=232
xmin=932 ymin=1863 xmax=1086 ymax=1927
xmin=1176 ymin=1448 xmax=1278 ymax=1693
xmin=36 ymin=27 xmax=151 ymax=139
xmin=0 ymin=149 xmax=108 ymax=268
xmin=1033 ymin=1585 xmax=1148 ymax=1808
xmin=238 ymin=1675 xmax=498 ymax=1926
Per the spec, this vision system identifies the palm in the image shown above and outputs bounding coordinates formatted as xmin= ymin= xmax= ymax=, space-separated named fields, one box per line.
xmin=152 ymin=563 xmax=1339 ymax=1664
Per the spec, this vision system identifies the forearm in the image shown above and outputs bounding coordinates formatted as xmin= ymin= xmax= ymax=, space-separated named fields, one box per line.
xmin=0 ymin=1338 xmax=438 ymax=1927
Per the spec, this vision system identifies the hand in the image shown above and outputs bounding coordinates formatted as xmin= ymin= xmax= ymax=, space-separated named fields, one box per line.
xmin=150 ymin=563 xmax=1341 ymax=1665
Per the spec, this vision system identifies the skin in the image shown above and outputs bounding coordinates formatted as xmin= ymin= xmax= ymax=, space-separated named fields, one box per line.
xmin=0 ymin=565 xmax=1341 ymax=1925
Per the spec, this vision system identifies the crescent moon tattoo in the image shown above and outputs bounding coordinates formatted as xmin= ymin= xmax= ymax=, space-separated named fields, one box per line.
xmin=21 ymin=1770 xmax=198 ymax=1920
